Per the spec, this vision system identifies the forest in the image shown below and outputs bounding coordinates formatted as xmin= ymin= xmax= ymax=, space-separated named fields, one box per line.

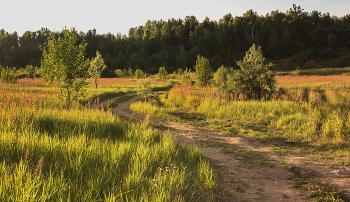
xmin=1 ymin=4 xmax=350 ymax=76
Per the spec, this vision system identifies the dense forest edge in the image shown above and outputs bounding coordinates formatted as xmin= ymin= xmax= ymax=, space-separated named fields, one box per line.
xmin=1 ymin=4 xmax=350 ymax=76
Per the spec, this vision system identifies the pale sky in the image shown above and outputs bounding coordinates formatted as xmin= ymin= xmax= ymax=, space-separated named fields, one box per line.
xmin=1 ymin=0 xmax=349 ymax=36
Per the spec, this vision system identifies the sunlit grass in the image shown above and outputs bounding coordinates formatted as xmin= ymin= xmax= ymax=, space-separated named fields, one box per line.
xmin=132 ymin=80 xmax=350 ymax=156
xmin=276 ymin=75 xmax=350 ymax=88
xmin=0 ymin=78 xmax=218 ymax=201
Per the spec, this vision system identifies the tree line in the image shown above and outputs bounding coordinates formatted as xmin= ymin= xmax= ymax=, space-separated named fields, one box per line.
xmin=1 ymin=4 xmax=350 ymax=75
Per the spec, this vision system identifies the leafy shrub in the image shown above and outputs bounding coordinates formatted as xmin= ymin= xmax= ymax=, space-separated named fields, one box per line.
xmin=158 ymin=66 xmax=168 ymax=79
xmin=194 ymin=55 xmax=213 ymax=86
xmin=135 ymin=69 xmax=144 ymax=79
xmin=0 ymin=66 xmax=18 ymax=83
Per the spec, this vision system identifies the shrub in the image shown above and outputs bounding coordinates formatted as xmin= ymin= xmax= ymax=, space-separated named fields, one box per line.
xmin=232 ymin=44 xmax=276 ymax=99
xmin=158 ymin=66 xmax=168 ymax=79
xmin=135 ymin=69 xmax=144 ymax=79
xmin=0 ymin=66 xmax=18 ymax=83
xmin=194 ymin=55 xmax=213 ymax=87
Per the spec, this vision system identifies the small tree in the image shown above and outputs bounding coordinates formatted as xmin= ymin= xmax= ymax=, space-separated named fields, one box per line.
xmin=115 ymin=69 xmax=124 ymax=77
xmin=194 ymin=55 xmax=213 ymax=86
xmin=40 ymin=29 xmax=88 ymax=108
xmin=158 ymin=66 xmax=168 ymax=79
xmin=214 ymin=65 xmax=237 ymax=92
xmin=88 ymin=51 xmax=107 ymax=89
xmin=136 ymin=78 xmax=152 ymax=101
xmin=0 ymin=66 xmax=18 ymax=83
xmin=233 ymin=44 xmax=276 ymax=99
xmin=177 ymin=68 xmax=184 ymax=76
xmin=181 ymin=68 xmax=192 ymax=85
xmin=25 ymin=65 xmax=36 ymax=79
xmin=127 ymin=67 xmax=134 ymax=76
xmin=135 ymin=69 xmax=144 ymax=79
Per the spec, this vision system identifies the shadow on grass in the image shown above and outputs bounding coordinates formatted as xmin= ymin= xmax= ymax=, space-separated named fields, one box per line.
xmin=81 ymin=91 xmax=127 ymax=105
xmin=33 ymin=116 xmax=125 ymax=141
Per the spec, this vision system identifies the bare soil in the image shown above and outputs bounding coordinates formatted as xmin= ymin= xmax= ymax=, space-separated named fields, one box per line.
xmin=104 ymin=94 xmax=350 ymax=202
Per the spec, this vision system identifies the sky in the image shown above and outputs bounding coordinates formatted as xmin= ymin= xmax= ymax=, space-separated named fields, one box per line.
xmin=1 ymin=0 xmax=349 ymax=36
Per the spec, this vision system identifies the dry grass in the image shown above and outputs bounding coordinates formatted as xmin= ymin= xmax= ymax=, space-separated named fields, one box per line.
xmin=277 ymin=75 xmax=350 ymax=88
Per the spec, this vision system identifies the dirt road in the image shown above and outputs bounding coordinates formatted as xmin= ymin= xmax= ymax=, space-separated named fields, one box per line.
xmin=108 ymin=94 xmax=350 ymax=202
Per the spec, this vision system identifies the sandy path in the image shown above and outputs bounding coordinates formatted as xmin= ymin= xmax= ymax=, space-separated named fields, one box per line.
xmin=106 ymin=94 xmax=350 ymax=202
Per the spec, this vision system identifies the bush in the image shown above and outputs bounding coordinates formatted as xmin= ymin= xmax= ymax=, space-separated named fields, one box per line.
xmin=233 ymin=44 xmax=276 ymax=99
xmin=181 ymin=68 xmax=192 ymax=85
xmin=194 ymin=55 xmax=213 ymax=86
xmin=135 ymin=69 xmax=144 ymax=79
xmin=158 ymin=66 xmax=168 ymax=79
xmin=0 ymin=66 xmax=18 ymax=83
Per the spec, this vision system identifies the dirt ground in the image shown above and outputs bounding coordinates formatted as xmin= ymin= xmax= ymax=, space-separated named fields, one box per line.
xmin=106 ymin=94 xmax=350 ymax=202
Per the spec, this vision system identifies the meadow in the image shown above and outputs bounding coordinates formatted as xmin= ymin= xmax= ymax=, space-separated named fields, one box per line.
xmin=131 ymin=75 xmax=350 ymax=164
xmin=0 ymin=78 xmax=217 ymax=201
xmin=128 ymin=74 xmax=350 ymax=201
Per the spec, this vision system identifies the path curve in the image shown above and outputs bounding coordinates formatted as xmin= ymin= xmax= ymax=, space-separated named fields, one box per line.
xmin=106 ymin=93 xmax=350 ymax=202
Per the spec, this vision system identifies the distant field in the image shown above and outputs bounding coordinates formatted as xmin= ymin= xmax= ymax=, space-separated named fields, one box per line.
xmin=277 ymin=75 xmax=350 ymax=88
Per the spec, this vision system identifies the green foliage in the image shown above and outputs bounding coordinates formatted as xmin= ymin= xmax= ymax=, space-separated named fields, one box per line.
xmin=134 ymin=68 xmax=144 ymax=79
xmin=1 ymin=6 xmax=350 ymax=72
xmin=0 ymin=66 xmax=18 ymax=83
xmin=194 ymin=55 xmax=213 ymax=86
xmin=88 ymin=51 xmax=107 ymax=88
xmin=181 ymin=68 xmax=192 ymax=85
xmin=115 ymin=69 xmax=124 ymax=77
xmin=177 ymin=68 xmax=184 ymax=76
xmin=24 ymin=65 xmax=37 ymax=80
xmin=213 ymin=65 xmax=234 ymax=92
xmin=233 ymin=44 xmax=276 ymax=99
xmin=158 ymin=66 xmax=168 ymax=79
xmin=136 ymin=78 xmax=152 ymax=99
xmin=40 ymin=28 xmax=88 ymax=108
xmin=115 ymin=68 xmax=134 ymax=78
xmin=127 ymin=67 xmax=134 ymax=76
xmin=321 ymin=111 xmax=344 ymax=141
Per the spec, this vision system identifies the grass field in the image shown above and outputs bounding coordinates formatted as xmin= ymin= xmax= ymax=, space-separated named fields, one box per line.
xmin=3 ymin=74 xmax=350 ymax=201
xmin=0 ymin=78 xmax=217 ymax=201
xmin=129 ymin=74 xmax=350 ymax=201
xmin=131 ymin=75 xmax=350 ymax=164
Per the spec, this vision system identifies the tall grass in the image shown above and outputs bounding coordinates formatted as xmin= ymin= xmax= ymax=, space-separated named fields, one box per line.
xmin=137 ymin=78 xmax=350 ymax=146
xmin=0 ymin=78 xmax=217 ymax=201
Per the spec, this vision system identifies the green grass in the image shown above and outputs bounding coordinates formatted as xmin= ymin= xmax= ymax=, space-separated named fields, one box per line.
xmin=128 ymin=83 xmax=350 ymax=201
xmin=0 ymin=79 xmax=218 ymax=201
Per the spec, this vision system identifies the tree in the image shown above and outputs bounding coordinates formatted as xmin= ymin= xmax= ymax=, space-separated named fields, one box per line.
xmin=267 ymin=29 xmax=279 ymax=58
xmin=115 ymin=69 xmax=124 ymax=77
xmin=25 ymin=65 xmax=37 ymax=80
xmin=135 ymin=68 xmax=144 ymax=79
xmin=40 ymin=28 xmax=88 ymax=108
xmin=213 ymin=65 xmax=234 ymax=92
xmin=136 ymin=78 xmax=152 ymax=101
xmin=157 ymin=66 xmax=168 ymax=79
xmin=0 ymin=66 xmax=18 ymax=83
xmin=233 ymin=44 xmax=276 ymax=99
xmin=194 ymin=55 xmax=213 ymax=86
xmin=327 ymin=33 xmax=337 ymax=49
xmin=181 ymin=68 xmax=192 ymax=85
xmin=89 ymin=51 xmax=107 ymax=88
